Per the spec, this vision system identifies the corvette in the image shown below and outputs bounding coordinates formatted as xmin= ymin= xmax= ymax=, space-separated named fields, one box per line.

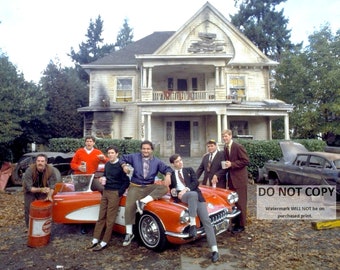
xmin=52 ymin=174 xmax=240 ymax=251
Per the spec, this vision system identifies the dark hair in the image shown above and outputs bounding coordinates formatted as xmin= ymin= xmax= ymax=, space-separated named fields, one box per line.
xmin=36 ymin=153 xmax=48 ymax=162
xmin=85 ymin=135 xmax=96 ymax=142
xmin=140 ymin=140 xmax=154 ymax=150
xmin=106 ymin=145 xmax=119 ymax=153
xmin=169 ymin=154 xmax=180 ymax=164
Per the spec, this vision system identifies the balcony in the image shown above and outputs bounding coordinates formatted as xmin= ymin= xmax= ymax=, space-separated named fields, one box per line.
xmin=150 ymin=90 xmax=246 ymax=102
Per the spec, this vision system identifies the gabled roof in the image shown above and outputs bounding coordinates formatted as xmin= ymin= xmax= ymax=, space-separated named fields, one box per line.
xmin=83 ymin=31 xmax=175 ymax=67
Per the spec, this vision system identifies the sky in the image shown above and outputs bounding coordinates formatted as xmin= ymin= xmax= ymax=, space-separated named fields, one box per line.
xmin=1 ymin=0 xmax=339 ymax=83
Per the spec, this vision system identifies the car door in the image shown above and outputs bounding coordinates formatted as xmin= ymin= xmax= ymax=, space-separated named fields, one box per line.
xmin=302 ymin=154 xmax=325 ymax=185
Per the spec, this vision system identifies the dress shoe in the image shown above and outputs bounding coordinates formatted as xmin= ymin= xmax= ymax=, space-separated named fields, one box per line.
xmin=232 ymin=226 xmax=245 ymax=234
xmin=136 ymin=200 xmax=145 ymax=215
xmin=189 ymin=225 xmax=197 ymax=238
xmin=87 ymin=242 xmax=98 ymax=249
xmin=92 ymin=244 xmax=107 ymax=251
xmin=211 ymin=251 xmax=219 ymax=263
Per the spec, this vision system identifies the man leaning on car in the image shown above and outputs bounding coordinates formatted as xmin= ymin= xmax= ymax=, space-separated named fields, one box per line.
xmin=22 ymin=153 xmax=58 ymax=228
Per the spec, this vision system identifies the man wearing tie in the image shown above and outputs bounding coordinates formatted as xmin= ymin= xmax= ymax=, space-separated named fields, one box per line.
xmin=169 ymin=154 xmax=219 ymax=263
xmin=196 ymin=139 xmax=226 ymax=188
xmin=221 ymin=129 xmax=249 ymax=234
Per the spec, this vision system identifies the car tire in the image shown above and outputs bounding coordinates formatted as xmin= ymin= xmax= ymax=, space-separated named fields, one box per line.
xmin=137 ymin=212 xmax=168 ymax=252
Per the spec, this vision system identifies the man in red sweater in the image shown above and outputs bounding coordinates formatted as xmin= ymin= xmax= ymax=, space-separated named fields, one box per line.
xmin=71 ymin=135 xmax=109 ymax=234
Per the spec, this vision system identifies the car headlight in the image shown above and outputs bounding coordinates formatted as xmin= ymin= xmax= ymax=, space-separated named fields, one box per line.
xmin=227 ymin=192 xmax=239 ymax=204
xmin=179 ymin=209 xmax=190 ymax=224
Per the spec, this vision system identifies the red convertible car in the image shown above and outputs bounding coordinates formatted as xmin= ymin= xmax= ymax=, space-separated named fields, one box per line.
xmin=52 ymin=174 xmax=240 ymax=251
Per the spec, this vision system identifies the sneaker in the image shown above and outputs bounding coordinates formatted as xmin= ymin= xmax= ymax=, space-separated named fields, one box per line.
xmin=122 ymin=234 xmax=135 ymax=246
xmin=136 ymin=200 xmax=145 ymax=215
xmin=189 ymin=225 xmax=197 ymax=238
xmin=86 ymin=242 xmax=98 ymax=249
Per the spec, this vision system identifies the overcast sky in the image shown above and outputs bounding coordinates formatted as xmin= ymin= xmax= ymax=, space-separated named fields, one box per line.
xmin=1 ymin=0 xmax=339 ymax=83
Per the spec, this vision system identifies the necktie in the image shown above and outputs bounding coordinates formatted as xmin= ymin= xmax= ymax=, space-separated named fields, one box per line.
xmin=143 ymin=158 xmax=150 ymax=178
xmin=225 ymin=144 xmax=230 ymax=159
xmin=178 ymin=170 xmax=185 ymax=185
xmin=207 ymin=153 xmax=212 ymax=172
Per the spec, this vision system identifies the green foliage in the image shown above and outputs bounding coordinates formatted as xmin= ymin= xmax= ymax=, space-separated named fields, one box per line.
xmin=69 ymin=15 xmax=115 ymax=82
xmin=237 ymin=139 xmax=326 ymax=179
xmin=49 ymin=138 xmax=142 ymax=155
xmin=231 ymin=0 xmax=292 ymax=60
xmin=115 ymin=18 xmax=134 ymax=50
xmin=40 ymin=61 xmax=87 ymax=139
xmin=0 ymin=53 xmax=47 ymax=144
xmin=274 ymin=25 xmax=340 ymax=139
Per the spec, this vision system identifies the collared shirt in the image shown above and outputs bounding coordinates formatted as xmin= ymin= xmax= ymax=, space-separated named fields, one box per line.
xmin=175 ymin=170 xmax=186 ymax=191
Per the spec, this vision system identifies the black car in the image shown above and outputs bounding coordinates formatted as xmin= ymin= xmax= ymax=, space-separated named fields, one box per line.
xmin=10 ymin=152 xmax=74 ymax=186
xmin=257 ymin=141 xmax=340 ymax=200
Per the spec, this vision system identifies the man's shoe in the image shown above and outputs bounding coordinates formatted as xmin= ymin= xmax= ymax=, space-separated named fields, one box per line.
xmin=92 ymin=244 xmax=107 ymax=251
xmin=122 ymin=234 xmax=135 ymax=246
xmin=211 ymin=251 xmax=219 ymax=263
xmin=87 ymin=242 xmax=98 ymax=249
xmin=136 ymin=200 xmax=145 ymax=215
xmin=232 ymin=226 xmax=245 ymax=234
xmin=189 ymin=225 xmax=197 ymax=238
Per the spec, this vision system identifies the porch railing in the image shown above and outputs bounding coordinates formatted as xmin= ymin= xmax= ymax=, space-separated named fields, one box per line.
xmin=152 ymin=90 xmax=216 ymax=101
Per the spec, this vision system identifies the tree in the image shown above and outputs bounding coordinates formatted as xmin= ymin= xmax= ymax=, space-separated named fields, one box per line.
xmin=115 ymin=18 xmax=134 ymax=50
xmin=230 ymin=0 xmax=292 ymax=60
xmin=39 ymin=61 xmax=88 ymax=139
xmin=69 ymin=15 xmax=115 ymax=82
xmin=0 ymin=52 xmax=46 ymax=144
xmin=273 ymin=25 xmax=340 ymax=139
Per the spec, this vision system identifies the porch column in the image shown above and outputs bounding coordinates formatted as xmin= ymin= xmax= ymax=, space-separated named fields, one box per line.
xmin=141 ymin=113 xmax=145 ymax=140
xmin=220 ymin=67 xmax=225 ymax=86
xmin=215 ymin=67 xmax=219 ymax=87
xmin=146 ymin=112 xmax=152 ymax=140
xmin=217 ymin=114 xmax=221 ymax=141
xmin=148 ymin=67 xmax=152 ymax=89
xmin=142 ymin=67 xmax=147 ymax=88
xmin=284 ymin=114 xmax=290 ymax=140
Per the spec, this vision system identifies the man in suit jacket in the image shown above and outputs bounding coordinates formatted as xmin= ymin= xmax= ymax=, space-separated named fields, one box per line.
xmin=196 ymin=139 xmax=226 ymax=188
xmin=222 ymin=129 xmax=249 ymax=233
xmin=169 ymin=154 xmax=219 ymax=263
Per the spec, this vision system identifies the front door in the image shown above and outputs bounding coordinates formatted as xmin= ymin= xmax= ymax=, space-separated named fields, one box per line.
xmin=175 ymin=121 xmax=190 ymax=157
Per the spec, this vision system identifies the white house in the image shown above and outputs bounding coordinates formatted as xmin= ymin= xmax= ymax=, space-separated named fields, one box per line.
xmin=80 ymin=2 xmax=293 ymax=157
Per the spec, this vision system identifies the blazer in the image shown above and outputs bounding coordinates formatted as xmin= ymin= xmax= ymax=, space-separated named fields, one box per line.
xmin=196 ymin=150 xmax=226 ymax=188
xmin=170 ymin=167 xmax=205 ymax=202
xmin=224 ymin=141 xmax=249 ymax=189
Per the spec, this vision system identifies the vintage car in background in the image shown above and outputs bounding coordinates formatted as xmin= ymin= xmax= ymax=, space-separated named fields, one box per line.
xmin=10 ymin=152 xmax=74 ymax=185
xmin=52 ymin=174 xmax=240 ymax=251
xmin=257 ymin=141 xmax=340 ymax=200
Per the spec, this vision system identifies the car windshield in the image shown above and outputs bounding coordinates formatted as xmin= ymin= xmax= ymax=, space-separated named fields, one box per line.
xmin=62 ymin=174 xmax=94 ymax=192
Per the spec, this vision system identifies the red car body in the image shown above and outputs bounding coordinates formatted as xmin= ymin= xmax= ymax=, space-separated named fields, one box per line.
xmin=52 ymin=174 xmax=240 ymax=251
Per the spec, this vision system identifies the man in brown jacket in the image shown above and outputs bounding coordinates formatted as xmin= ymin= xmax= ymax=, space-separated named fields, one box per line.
xmin=222 ymin=129 xmax=249 ymax=233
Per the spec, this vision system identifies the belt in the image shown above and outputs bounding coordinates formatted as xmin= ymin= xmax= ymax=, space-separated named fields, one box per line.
xmin=130 ymin=182 xmax=153 ymax=187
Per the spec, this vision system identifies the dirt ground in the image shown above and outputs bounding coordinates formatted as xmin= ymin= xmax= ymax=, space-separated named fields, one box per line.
xmin=0 ymin=183 xmax=339 ymax=270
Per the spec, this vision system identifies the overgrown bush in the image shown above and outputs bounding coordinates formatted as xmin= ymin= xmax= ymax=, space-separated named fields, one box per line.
xmin=49 ymin=138 xmax=142 ymax=155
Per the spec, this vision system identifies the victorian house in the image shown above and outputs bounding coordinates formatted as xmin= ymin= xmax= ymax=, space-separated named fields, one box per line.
xmin=80 ymin=2 xmax=293 ymax=157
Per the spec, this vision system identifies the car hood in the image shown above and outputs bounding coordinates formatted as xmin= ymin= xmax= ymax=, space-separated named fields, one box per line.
xmin=279 ymin=141 xmax=308 ymax=163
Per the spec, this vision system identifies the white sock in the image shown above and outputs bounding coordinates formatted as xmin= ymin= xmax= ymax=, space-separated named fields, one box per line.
xmin=126 ymin=224 xmax=133 ymax=235
xmin=100 ymin=241 xmax=107 ymax=247
xmin=92 ymin=238 xmax=99 ymax=244
xmin=141 ymin=195 xmax=153 ymax=204
xmin=211 ymin=245 xmax=218 ymax=252
xmin=189 ymin=217 xmax=196 ymax=226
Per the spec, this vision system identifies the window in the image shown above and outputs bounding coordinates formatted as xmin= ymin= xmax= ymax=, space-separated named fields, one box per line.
xmin=166 ymin=122 xmax=172 ymax=141
xmin=116 ymin=78 xmax=133 ymax=102
xmin=192 ymin=78 xmax=198 ymax=91
xmin=230 ymin=121 xmax=248 ymax=136
xmin=193 ymin=121 xmax=199 ymax=141
xmin=229 ymin=76 xmax=246 ymax=99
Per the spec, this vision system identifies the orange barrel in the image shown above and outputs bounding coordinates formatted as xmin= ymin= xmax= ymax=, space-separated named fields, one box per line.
xmin=27 ymin=200 xmax=53 ymax=247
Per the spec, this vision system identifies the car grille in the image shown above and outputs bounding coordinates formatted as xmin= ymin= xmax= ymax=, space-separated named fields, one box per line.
xmin=209 ymin=209 xmax=227 ymax=225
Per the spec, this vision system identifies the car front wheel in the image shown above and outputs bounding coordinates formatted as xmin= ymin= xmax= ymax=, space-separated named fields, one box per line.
xmin=137 ymin=212 xmax=168 ymax=252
